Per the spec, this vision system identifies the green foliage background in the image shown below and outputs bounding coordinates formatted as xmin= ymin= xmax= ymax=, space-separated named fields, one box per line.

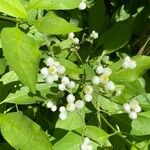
xmin=0 ymin=0 xmax=149 ymax=150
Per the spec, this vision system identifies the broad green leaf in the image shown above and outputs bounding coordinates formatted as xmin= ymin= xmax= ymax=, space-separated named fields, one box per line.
xmin=1 ymin=27 xmax=40 ymax=93
xmin=89 ymin=0 xmax=106 ymax=33
xmin=0 ymin=0 xmax=27 ymax=19
xmin=131 ymin=111 xmax=150 ymax=136
xmin=0 ymin=71 xmax=19 ymax=84
xmin=110 ymin=56 xmax=150 ymax=82
xmin=56 ymin=111 xmax=84 ymax=130
xmin=34 ymin=11 xmax=82 ymax=35
xmin=97 ymin=19 xmax=133 ymax=52
xmin=77 ymin=126 xmax=111 ymax=147
xmin=29 ymin=0 xmax=81 ymax=10
xmin=0 ymin=112 xmax=52 ymax=150
xmin=53 ymin=131 xmax=99 ymax=150
xmin=113 ymin=80 xmax=145 ymax=103
xmin=59 ymin=58 xmax=83 ymax=80
xmin=0 ymin=83 xmax=56 ymax=105
xmin=93 ymin=93 xmax=121 ymax=114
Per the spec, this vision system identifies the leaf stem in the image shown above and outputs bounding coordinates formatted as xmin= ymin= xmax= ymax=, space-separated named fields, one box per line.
xmin=100 ymin=113 xmax=140 ymax=150
xmin=0 ymin=15 xmax=22 ymax=23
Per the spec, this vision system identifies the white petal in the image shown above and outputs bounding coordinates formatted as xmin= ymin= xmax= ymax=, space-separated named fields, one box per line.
xmin=41 ymin=67 xmax=49 ymax=77
xmin=46 ymin=57 xmax=55 ymax=66
xmin=129 ymin=111 xmax=137 ymax=120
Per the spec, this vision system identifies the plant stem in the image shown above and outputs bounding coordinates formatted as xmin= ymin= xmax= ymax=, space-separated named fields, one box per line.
xmin=0 ymin=15 xmax=21 ymax=23
xmin=100 ymin=113 xmax=140 ymax=150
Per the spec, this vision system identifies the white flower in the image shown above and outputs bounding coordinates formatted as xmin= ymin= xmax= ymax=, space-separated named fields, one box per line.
xmin=84 ymin=137 xmax=91 ymax=144
xmin=129 ymin=100 xmax=141 ymax=113
xmin=61 ymin=76 xmax=70 ymax=85
xmin=45 ymin=75 xmax=54 ymax=84
xmin=130 ymin=60 xmax=137 ymax=69
xmin=90 ymin=31 xmax=99 ymax=39
xmin=57 ymin=65 xmax=66 ymax=75
xmin=52 ymin=74 xmax=59 ymax=81
xmin=122 ymin=56 xmax=137 ymax=69
xmin=103 ymin=67 xmax=112 ymax=76
xmin=66 ymin=102 xmax=76 ymax=112
xmin=46 ymin=57 xmax=55 ymax=66
xmin=67 ymin=94 xmax=75 ymax=103
xmin=81 ymin=143 xmax=87 ymax=150
xmin=51 ymin=105 xmax=57 ymax=112
xmin=81 ymin=137 xmax=93 ymax=150
xmin=133 ymin=105 xmax=141 ymax=113
xmin=59 ymin=112 xmax=67 ymax=120
xmin=59 ymin=106 xmax=67 ymax=113
xmin=96 ymin=65 xmax=103 ymax=74
xmin=54 ymin=61 xmax=60 ymax=67
xmin=48 ymin=65 xmax=57 ymax=75
xmin=73 ymin=38 xmax=80 ymax=45
xmin=87 ymin=145 xmax=93 ymax=150
xmin=75 ymin=100 xmax=84 ymax=109
xmin=104 ymin=81 xmax=115 ymax=91
xmin=129 ymin=111 xmax=137 ymax=120
xmin=92 ymin=76 xmax=100 ymax=85
xmin=123 ymin=103 xmax=131 ymax=113
xmin=41 ymin=67 xmax=49 ymax=78
xmin=67 ymin=81 xmax=76 ymax=89
xmin=99 ymin=74 xmax=109 ymax=84
xmin=83 ymin=85 xmax=93 ymax=94
xmin=58 ymin=84 xmax=66 ymax=91
xmin=79 ymin=1 xmax=86 ymax=10
xmin=68 ymin=32 xmax=75 ymax=39
xmin=84 ymin=94 xmax=93 ymax=102
xmin=46 ymin=100 xmax=53 ymax=108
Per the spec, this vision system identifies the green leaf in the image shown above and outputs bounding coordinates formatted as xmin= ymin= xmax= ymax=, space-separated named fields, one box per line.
xmin=110 ymin=56 xmax=150 ymax=82
xmin=0 ymin=83 xmax=56 ymax=105
xmin=93 ymin=93 xmax=121 ymax=114
xmin=131 ymin=111 xmax=150 ymax=136
xmin=0 ymin=0 xmax=27 ymax=19
xmin=53 ymin=131 xmax=99 ymax=150
xmin=77 ymin=126 xmax=111 ymax=147
xmin=88 ymin=0 xmax=106 ymax=33
xmin=56 ymin=111 xmax=84 ymax=130
xmin=98 ymin=19 xmax=133 ymax=52
xmin=59 ymin=58 xmax=83 ymax=80
xmin=0 ymin=71 xmax=19 ymax=84
xmin=0 ymin=58 xmax=6 ymax=75
xmin=1 ymin=27 xmax=40 ymax=93
xmin=0 ymin=112 xmax=52 ymax=150
xmin=34 ymin=11 xmax=82 ymax=35
xmin=29 ymin=0 xmax=81 ymax=10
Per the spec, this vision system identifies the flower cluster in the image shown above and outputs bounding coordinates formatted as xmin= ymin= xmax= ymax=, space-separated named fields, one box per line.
xmin=46 ymin=100 xmax=57 ymax=112
xmin=58 ymin=76 xmax=76 ymax=91
xmin=92 ymin=64 xmax=117 ymax=92
xmin=41 ymin=57 xmax=65 ymax=84
xmin=83 ymin=85 xmax=94 ymax=102
xmin=123 ymin=100 xmax=141 ymax=120
xmin=90 ymin=31 xmax=99 ymax=39
xmin=68 ymin=32 xmax=80 ymax=45
xmin=81 ymin=137 xmax=93 ymax=150
xmin=122 ymin=56 xmax=137 ymax=69
xmin=59 ymin=96 xmax=84 ymax=120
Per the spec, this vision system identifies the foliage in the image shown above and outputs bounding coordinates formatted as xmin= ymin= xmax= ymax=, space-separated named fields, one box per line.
xmin=0 ymin=0 xmax=150 ymax=150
